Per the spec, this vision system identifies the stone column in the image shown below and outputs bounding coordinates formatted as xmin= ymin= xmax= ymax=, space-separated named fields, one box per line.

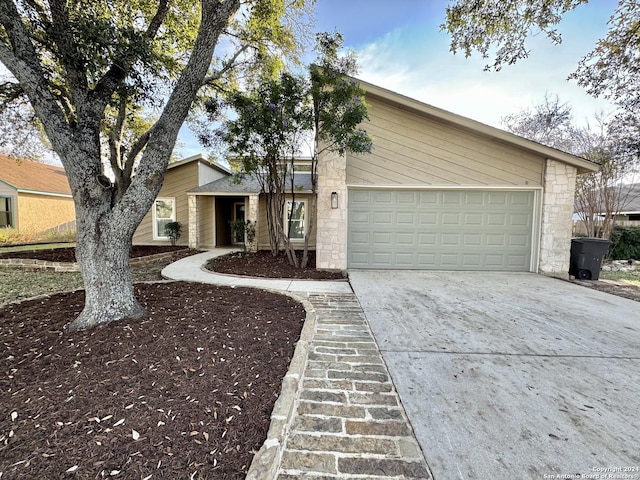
xmin=188 ymin=194 xmax=199 ymax=249
xmin=247 ymin=194 xmax=259 ymax=252
xmin=539 ymin=159 xmax=577 ymax=277
xmin=316 ymin=149 xmax=348 ymax=271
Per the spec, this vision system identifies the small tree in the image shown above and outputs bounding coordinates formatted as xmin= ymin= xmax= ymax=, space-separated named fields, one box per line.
xmin=223 ymin=72 xmax=312 ymax=264
xmin=574 ymin=137 xmax=639 ymax=239
xmin=218 ymin=32 xmax=373 ymax=268
xmin=501 ymin=97 xmax=639 ymax=239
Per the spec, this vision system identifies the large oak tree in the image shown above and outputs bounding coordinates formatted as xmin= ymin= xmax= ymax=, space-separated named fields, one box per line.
xmin=0 ymin=0 xmax=310 ymax=331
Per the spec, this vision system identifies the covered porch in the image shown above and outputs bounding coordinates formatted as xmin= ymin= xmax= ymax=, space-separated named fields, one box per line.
xmin=187 ymin=192 xmax=259 ymax=250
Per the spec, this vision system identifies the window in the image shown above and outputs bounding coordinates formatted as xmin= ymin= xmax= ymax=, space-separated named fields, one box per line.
xmin=0 ymin=196 xmax=13 ymax=228
xmin=153 ymin=198 xmax=175 ymax=239
xmin=285 ymin=200 xmax=306 ymax=240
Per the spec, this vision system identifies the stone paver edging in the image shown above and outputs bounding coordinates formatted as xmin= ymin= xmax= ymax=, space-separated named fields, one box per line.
xmin=248 ymin=292 xmax=432 ymax=480
xmin=245 ymin=292 xmax=317 ymax=479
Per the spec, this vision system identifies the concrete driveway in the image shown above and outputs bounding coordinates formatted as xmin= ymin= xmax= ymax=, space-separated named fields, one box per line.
xmin=349 ymin=271 xmax=640 ymax=480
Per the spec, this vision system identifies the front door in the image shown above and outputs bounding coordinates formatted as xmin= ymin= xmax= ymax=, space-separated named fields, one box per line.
xmin=233 ymin=202 xmax=245 ymax=244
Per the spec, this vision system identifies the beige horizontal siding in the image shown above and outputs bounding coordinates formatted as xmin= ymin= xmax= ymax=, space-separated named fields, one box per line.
xmin=347 ymin=96 xmax=544 ymax=187
xmin=133 ymin=162 xmax=198 ymax=245
xmin=256 ymin=193 xmax=316 ymax=250
xmin=199 ymin=197 xmax=215 ymax=248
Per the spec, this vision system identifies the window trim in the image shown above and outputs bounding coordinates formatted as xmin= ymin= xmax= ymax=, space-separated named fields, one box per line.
xmin=0 ymin=195 xmax=14 ymax=228
xmin=285 ymin=199 xmax=307 ymax=242
xmin=153 ymin=197 xmax=176 ymax=240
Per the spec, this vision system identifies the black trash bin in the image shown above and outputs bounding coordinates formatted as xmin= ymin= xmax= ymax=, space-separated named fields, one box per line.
xmin=569 ymin=237 xmax=612 ymax=280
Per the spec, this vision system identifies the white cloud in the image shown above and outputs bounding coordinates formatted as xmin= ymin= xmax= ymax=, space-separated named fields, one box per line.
xmin=349 ymin=10 xmax=617 ymax=131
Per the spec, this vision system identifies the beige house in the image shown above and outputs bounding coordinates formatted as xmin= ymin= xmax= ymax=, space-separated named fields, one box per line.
xmin=172 ymin=79 xmax=599 ymax=276
xmin=187 ymin=166 xmax=316 ymax=250
xmin=0 ymin=154 xmax=75 ymax=234
xmin=133 ymin=155 xmax=231 ymax=246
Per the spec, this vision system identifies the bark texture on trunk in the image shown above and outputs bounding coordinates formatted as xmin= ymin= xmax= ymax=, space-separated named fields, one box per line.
xmin=66 ymin=185 xmax=146 ymax=331
xmin=69 ymin=231 xmax=145 ymax=331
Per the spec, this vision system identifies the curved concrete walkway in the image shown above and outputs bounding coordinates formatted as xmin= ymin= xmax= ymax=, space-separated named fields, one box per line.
xmin=161 ymin=249 xmax=353 ymax=294
xmin=162 ymin=249 xmax=432 ymax=480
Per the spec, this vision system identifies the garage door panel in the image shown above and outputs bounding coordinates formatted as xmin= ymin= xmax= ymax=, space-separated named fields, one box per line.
xmin=419 ymin=213 xmax=438 ymax=225
xmin=442 ymin=213 xmax=461 ymax=225
xmin=350 ymin=211 xmax=370 ymax=224
xmin=350 ymin=190 xmax=371 ymax=203
xmin=373 ymin=191 xmax=393 ymax=204
xmin=397 ymin=212 xmax=416 ymax=224
xmin=396 ymin=232 xmax=415 ymax=245
xmin=510 ymin=213 xmax=531 ymax=226
xmin=397 ymin=191 xmax=417 ymax=203
xmin=348 ymin=189 xmax=534 ymax=271
xmin=463 ymin=234 xmax=482 ymax=246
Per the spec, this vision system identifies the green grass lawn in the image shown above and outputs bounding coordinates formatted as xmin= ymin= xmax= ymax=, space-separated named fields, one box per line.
xmin=599 ymin=269 xmax=640 ymax=286
xmin=0 ymin=242 xmax=75 ymax=253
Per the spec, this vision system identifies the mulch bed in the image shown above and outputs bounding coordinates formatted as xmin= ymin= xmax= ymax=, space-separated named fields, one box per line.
xmin=0 ymin=245 xmax=188 ymax=263
xmin=205 ymin=250 xmax=347 ymax=280
xmin=0 ymin=282 xmax=305 ymax=479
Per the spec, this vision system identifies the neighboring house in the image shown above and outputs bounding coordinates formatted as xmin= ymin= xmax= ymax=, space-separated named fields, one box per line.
xmin=573 ymin=183 xmax=640 ymax=235
xmin=0 ymin=154 xmax=75 ymax=233
xmin=164 ymin=79 xmax=599 ymax=276
xmin=133 ymin=154 xmax=232 ymax=246
xmin=612 ymin=183 xmax=640 ymax=226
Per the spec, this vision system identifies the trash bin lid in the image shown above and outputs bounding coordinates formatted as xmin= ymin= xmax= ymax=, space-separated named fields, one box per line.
xmin=571 ymin=237 xmax=612 ymax=244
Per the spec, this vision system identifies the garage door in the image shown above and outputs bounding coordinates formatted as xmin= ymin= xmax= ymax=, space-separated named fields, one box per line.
xmin=347 ymin=189 xmax=535 ymax=270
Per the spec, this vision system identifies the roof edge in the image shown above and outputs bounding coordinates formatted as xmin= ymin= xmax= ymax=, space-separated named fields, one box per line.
xmin=17 ymin=188 xmax=73 ymax=197
xmin=168 ymin=153 xmax=233 ymax=175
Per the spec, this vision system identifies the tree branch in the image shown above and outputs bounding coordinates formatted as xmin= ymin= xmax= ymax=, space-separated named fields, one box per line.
xmin=0 ymin=0 xmax=72 ymax=153
xmin=116 ymin=0 xmax=241 ymax=225
xmin=91 ymin=0 xmax=170 ymax=107
xmin=48 ymin=0 xmax=89 ymax=109
xmin=204 ymin=43 xmax=251 ymax=84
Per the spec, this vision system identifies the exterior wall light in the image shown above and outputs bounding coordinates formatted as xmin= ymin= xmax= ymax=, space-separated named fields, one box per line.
xmin=331 ymin=191 xmax=339 ymax=209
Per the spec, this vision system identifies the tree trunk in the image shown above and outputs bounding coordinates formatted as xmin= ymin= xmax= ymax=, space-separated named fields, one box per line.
xmin=67 ymin=204 xmax=144 ymax=331
xmin=265 ymin=191 xmax=282 ymax=254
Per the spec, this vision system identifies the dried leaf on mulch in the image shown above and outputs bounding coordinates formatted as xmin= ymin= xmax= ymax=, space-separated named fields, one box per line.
xmin=0 ymin=282 xmax=305 ymax=480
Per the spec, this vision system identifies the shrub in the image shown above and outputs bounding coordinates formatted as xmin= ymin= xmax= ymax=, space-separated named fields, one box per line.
xmin=0 ymin=227 xmax=76 ymax=246
xmin=0 ymin=228 xmax=24 ymax=245
xmin=163 ymin=221 xmax=182 ymax=246
xmin=609 ymin=226 xmax=640 ymax=260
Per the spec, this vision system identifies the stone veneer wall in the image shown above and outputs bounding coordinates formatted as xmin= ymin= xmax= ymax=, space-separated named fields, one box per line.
xmin=316 ymin=150 xmax=348 ymax=271
xmin=247 ymin=194 xmax=259 ymax=252
xmin=188 ymin=194 xmax=198 ymax=249
xmin=539 ymin=159 xmax=577 ymax=276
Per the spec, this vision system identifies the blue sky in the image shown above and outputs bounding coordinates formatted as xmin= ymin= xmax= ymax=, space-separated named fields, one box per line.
xmin=181 ymin=1 xmax=620 ymax=158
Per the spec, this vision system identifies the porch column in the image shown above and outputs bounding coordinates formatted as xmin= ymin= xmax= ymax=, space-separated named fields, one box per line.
xmin=539 ymin=159 xmax=577 ymax=277
xmin=247 ymin=194 xmax=259 ymax=252
xmin=316 ymin=149 xmax=347 ymax=270
xmin=188 ymin=194 xmax=199 ymax=249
